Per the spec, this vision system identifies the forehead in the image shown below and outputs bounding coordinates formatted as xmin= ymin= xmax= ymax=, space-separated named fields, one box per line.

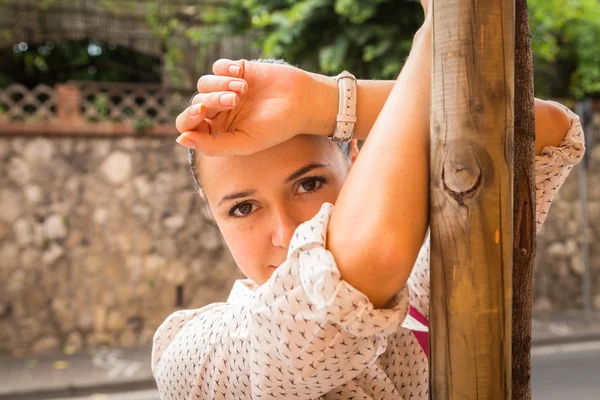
xmin=198 ymin=135 xmax=342 ymax=194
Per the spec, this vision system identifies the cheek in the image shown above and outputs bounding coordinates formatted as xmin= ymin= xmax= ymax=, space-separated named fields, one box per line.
xmin=218 ymin=222 xmax=270 ymax=279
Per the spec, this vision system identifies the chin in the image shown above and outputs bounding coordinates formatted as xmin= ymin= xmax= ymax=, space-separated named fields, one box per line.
xmin=262 ymin=265 xmax=278 ymax=282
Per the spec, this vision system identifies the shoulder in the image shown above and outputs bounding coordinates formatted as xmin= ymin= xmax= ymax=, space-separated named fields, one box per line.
xmin=151 ymin=302 xmax=238 ymax=373
xmin=534 ymin=99 xmax=576 ymax=156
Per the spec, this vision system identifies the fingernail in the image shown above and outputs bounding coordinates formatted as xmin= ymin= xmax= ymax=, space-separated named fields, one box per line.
xmin=220 ymin=93 xmax=237 ymax=107
xmin=228 ymin=65 xmax=240 ymax=75
xmin=176 ymin=135 xmax=196 ymax=149
xmin=228 ymin=81 xmax=247 ymax=93
xmin=188 ymin=104 xmax=204 ymax=117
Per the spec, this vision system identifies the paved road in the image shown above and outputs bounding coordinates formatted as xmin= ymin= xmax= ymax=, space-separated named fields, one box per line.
xmin=57 ymin=340 xmax=600 ymax=400
xmin=532 ymin=340 xmax=600 ymax=400
xmin=55 ymin=389 xmax=160 ymax=400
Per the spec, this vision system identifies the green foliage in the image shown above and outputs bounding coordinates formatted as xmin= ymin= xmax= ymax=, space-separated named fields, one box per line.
xmin=133 ymin=118 xmax=154 ymax=133
xmin=144 ymin=1 xmax=190 ymax=87
xmin=3 ymin=0 xmax=599 ymax=98
xmin=94 ymin=94 xmax=109 ymax=119
xmin=529 ymin=0 xmax=600 ymax=98
xmin=200 ymin=0 xmax=600 ymax=98
xmin=0 ymin=0 xmax=162 ymax=88
xmin=199 ymin=0 xmax=423 ymax=79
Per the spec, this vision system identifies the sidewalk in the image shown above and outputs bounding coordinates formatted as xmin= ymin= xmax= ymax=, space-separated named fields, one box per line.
xmin=2 ymin=313 xmax=600 ymax=400
xmin=532 ymin=311 xmax=600 ymax=346
xmin=0 ymin=346 xmax=156 ymax=400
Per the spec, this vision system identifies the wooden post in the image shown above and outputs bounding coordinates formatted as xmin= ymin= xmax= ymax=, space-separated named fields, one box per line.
xmin=429 ymin=0 xmax=514 ymax=398
xmin=56 ymin=84 xmax=82 ymax=124
xmin=512 ymin=0 xmax=537 ymax=398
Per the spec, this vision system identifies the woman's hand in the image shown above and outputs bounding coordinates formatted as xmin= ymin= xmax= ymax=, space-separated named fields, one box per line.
xmin=175 ymin=59 xmax=318 ymax=156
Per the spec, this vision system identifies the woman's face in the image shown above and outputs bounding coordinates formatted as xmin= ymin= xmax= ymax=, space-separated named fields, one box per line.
xmin=199 ymin=135 xmax=357 ymax=285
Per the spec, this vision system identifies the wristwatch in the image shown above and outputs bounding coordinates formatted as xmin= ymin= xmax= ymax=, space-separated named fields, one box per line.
xmin=330 ymin=70 xmax=357 ymax=142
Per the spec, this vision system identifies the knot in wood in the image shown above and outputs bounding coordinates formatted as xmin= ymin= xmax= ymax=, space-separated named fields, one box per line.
xmin=442 ymin=147 xmax=483 ymax=205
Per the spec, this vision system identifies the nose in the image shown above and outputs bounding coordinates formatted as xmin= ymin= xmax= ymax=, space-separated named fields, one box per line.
xmin=271 ymin=207 xmax=299 ymax=249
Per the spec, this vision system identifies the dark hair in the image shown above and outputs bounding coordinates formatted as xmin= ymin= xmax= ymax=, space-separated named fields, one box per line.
xmin=186 ymin=58 xmax=350 ymax=193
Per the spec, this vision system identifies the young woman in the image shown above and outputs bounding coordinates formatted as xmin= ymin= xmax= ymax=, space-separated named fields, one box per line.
xmin=152 ymin=4 xmax=585 ymax=399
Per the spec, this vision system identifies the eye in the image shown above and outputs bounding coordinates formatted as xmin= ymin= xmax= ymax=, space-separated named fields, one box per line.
xmin=297 ymin=177 xmax=326 ymax=194
xmin=229 ymin=202 xmax=257 ymax=218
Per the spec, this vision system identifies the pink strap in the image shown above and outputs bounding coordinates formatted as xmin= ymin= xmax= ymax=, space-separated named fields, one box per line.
xmin=408 ymin=306 xmax=429 ymax=357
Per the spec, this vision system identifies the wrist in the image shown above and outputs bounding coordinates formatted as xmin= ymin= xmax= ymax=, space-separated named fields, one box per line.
xmin=306 ymin=72 xmax=338 ymax=137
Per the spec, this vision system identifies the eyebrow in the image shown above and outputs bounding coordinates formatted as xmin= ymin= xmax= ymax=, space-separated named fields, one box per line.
xmin=284 ymin=162 xmax=330 ymax=183
xmin=217 ymin=190 xmax=256 ymax=207
xmin=217 ymin=162 xmax=330 ymax=207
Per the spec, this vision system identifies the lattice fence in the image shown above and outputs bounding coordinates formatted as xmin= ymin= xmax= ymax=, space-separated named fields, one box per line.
xmin=78 ymin=83 xmax=189 ymax=124
xmin=0 ymin=83 xmax=190 ymax=127
xmin=0 ymin=84 xmax=56 ymax=122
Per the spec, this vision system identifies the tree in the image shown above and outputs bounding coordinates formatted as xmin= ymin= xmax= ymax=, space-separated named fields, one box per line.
xmin=197 ymin=0 xmax=423 ymax=78
xmin=4 ymin=0 xmax=598 ymax=97
xmin=202 ymin=0 xmax=600 ymax=98
xmin=528 ymin=0 xmax=600 ymax=99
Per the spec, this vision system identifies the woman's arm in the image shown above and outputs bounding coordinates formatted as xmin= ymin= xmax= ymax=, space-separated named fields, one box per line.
xmin=178 ymin=34 xmax=575 ymax=158
xmin=325 ymin=22 xmax=433 ymax=309
xmin=309 ymin=78 xmax=577 ymax=156
xmin=534 ymin=99 xmax=573 ymax=155
xmin=307 ymin=74 xmax=393 ymax=141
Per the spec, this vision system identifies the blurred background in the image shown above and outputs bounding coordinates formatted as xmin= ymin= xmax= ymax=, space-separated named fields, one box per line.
xmin=0 ymin=0 xmax=598 ymax=399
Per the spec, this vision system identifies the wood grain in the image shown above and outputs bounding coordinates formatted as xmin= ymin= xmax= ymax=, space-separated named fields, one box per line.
xmin=430 ymin=0 xmax=515 ymax=398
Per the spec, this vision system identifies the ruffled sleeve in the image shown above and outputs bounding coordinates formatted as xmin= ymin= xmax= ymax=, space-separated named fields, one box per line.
xmin=535 ymin=101 xmax=586 ymax=233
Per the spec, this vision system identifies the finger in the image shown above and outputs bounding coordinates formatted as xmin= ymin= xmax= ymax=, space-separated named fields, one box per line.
xmin=175 ymin=103 xmax=208 ymax=134
xmin=175 ymin=120 xmax=211 ymax=150
xmin=212 ymin=59 xmax=245 ymax=78
xmin=177 ymin=129 xmax=258 ymax=157
xmin=197 ymin=75 xmax=248 ymax=94
xmin=191 ymin=91 xmax=240 ymax=119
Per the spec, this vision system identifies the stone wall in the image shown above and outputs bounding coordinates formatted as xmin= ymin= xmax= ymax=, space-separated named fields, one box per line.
xmin=0 ymin=136 xmax=243 ymax=356
xmin=534 ymin=112 xmax=600 ymax=313
xmin=0 ymin=112 xmax=598 ymax=356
